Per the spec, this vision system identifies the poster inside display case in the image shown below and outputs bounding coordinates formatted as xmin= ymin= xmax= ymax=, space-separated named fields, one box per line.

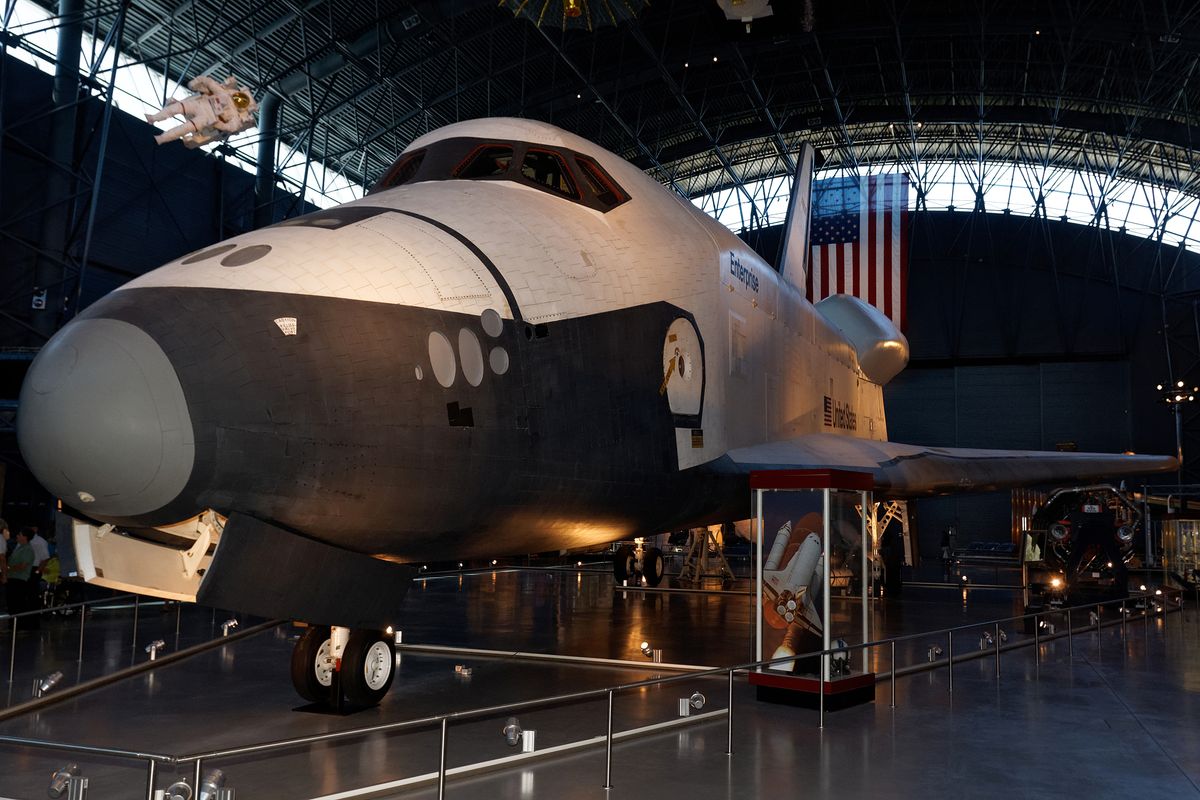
xmin=750 ymin=470 xmax=876 ymax=703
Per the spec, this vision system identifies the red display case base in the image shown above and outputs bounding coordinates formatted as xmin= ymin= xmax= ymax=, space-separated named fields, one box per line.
xmin=749 ymin=670 xmax=876 ymax=711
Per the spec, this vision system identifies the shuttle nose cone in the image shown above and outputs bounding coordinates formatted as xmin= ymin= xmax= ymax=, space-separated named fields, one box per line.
xmin=17 ymin=318 xmax=194 ymax=518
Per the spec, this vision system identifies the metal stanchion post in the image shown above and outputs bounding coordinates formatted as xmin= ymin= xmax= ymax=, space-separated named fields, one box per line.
xmin=438 ymin=717 xmax=448 ymax=800
xmin=726 ymin=669 xmax=734 ymax=756
xmin=131 ymin=596 xmax=140 ymax=650
xmin=1034 ymin=614 xmax=1040 ymax=667
xmin=604 ymin=690 xmax=614 ymax=789
xmin=78 ymin=607 xmax=86 ymax=663
xmin=1067 ymin=609 xmax=1073 ymax=660
xmin=175 ymin=603 xmax=182 ymax=643
xmin=947 ymin=631 xmax=953 ymax=694
xmin=1095 ymin=604 xmax=1101 ymax=662
xmin=193 ymin=759 xmax=202 ymax=797
xmin=144 ymin=760 xmax=156 ymax=800
xmin=8 ymin=618 xmax=16 ymax=684
xmin=994 ymin=623 xmax=1001 ymax=681
xmin=890 ymin=640 xmax=896 ymax=708
xmin=818 ymin=653 xmax=825 ymax=729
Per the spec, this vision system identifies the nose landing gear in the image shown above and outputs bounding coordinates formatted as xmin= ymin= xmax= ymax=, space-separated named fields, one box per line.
xmin=613 ymin=541 xmax=666 ymax=587
xmin=290 ymin=624 xmax=396 ymax=708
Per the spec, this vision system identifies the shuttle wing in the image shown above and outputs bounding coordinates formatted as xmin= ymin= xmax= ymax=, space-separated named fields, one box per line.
xmin=723 ymin=433 xmax=1177 ymax=497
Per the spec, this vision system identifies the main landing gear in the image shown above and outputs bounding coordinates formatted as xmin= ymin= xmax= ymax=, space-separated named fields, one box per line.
xmin=614 ymin=541 xmax=666 ymax=587
xmin=291 ymin=625 xmax=395 ymax=707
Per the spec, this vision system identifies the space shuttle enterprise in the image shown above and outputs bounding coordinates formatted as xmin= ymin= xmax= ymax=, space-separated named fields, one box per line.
xmin=17 ymin=118 xmax=1176 ymax=705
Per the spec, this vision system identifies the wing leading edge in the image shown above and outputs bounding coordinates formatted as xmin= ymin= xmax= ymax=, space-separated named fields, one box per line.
xmin=723 ymin=433 xmax=1177 ymax=497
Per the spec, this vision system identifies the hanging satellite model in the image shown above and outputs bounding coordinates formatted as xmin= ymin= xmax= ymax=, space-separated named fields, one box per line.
xmin=146 ymin=75 xmax=258 ymax=148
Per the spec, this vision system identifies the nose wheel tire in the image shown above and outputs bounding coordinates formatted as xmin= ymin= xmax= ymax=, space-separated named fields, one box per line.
xmin=290 ymin=625 xmax=334 ymax=703
xmin=341 ymin=629 xmax=396 ymax=707
xmin=643 ymin=547 xmax=665 ymax=587
xmin=614 ymin=545 xmax=635 ymax=583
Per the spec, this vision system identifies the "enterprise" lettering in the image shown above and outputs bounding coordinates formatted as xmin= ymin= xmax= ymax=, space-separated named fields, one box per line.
xmin=729 ymin=252 xmax=759 ymax=293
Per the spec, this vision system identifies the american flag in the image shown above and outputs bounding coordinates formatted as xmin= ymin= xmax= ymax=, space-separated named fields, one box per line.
xmin=806 ymin=173 xmax=910 ymax=330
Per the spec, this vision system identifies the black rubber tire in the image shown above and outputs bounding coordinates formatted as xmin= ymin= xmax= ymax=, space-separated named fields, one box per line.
xmin=643 ymin=547 xmax=665 ymax=587
xmin=290 ymin=625 xmax=333 ymax=703
xmin=341 ymin=629 xmax=396 ymax=707
xmin=614 ymin=545 xmax=635 ymax=583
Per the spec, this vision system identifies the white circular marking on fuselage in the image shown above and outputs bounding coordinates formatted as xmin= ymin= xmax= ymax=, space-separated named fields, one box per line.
xmin=480 ymin=308 xmax=504 ymax=337
xmin=428 ymin=332 xmax=457 ymax=388
xmin=459 ymin=328 xmax=485 ymax=387
xmin=489 ymin=346 xmax=510 ymax=375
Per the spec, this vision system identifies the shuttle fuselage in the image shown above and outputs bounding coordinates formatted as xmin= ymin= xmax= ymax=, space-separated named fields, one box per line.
xmin=19 ymin=118 xmax=885 ymax=561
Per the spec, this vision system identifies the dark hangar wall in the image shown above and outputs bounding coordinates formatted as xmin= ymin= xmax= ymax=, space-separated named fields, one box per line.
xmin=896 ymin=210 xmax=1188 ymax=555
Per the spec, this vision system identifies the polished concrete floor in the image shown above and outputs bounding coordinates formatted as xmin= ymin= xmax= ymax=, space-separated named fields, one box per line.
xmin=0 ymin=565 xmax=1196 ymax=799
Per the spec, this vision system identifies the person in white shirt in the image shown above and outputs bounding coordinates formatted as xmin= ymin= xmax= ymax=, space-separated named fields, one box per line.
xmin=29 ymin=530 xmax=50 ymax=572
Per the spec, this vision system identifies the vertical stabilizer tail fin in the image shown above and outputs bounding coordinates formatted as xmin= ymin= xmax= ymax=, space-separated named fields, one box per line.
xmin=776 ymin=143 xmax=816 ymax=283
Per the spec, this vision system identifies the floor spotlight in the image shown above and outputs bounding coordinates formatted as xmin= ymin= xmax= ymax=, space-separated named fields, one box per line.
xmin=47 ymin=763 xmax=78 ymax=798
xmin=640 ymin=640 xmax=653 ymax=657
xmin=927 ymin=645 xmax=944 ymax=662
xmin=197 ymin=768 xmax=226 ymax=800
xmin=145 ymin=640 xmax=166 ymax=661
xmin=220 ymin=619 xmax=239 ymax=637
xmin=503 ymin=716 xmax=523 ymax=746
xmin=164 ymin=779 xmax=194 ymax=800
xmin=34 ymin=670 xmax=64 ymax=698
xmin=679 ymin=691 xmax=706 ymax=716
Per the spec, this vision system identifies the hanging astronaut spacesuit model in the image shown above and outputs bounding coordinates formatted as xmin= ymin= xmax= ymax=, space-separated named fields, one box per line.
xmin=146 ymin=75 xmax=258 ymax=148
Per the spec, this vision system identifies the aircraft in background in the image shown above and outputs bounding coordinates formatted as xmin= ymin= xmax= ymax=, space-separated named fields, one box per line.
xmin=17 ymin=117 xmax=1175 ymax=706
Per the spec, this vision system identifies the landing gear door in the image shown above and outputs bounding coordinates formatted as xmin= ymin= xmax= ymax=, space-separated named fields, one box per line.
xmin=661 ymin=315 xmax=707 ymax=470
xmin=661 ymin=317 xmax=704 ymax=423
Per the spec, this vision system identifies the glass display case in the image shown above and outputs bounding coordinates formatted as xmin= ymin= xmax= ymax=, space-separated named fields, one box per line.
xmin=748 ymin=470 xmax=876 ymax=708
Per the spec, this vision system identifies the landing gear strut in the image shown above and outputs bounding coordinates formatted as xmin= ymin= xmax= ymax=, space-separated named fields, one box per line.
xmin=613 ymin=541 xmax=665 ymax=587
xmin=290 ymin=624 xmax=395 ymax=707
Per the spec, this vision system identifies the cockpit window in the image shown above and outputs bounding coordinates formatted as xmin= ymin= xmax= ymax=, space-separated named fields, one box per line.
xmin=371 ymin=137 xmax=629 ymax=212
xmin=520 ymin=149 xmax=578 ymax=199
xmin=575 ymin=155 xmax=629 ymax=209
xmin=454 ymin=145 xmax=514 ymax=179
xmin=376 ymin=149 xmax=425 ymax=190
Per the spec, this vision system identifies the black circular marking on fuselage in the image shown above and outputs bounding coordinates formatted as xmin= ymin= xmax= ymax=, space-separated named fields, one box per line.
xmin=386 ymin=209 xmax=524 ymax=322
xmin=221 ymin=244 xmax=273 ymax=267
xmin=181 ymin=243 xmax=237 ymax=264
